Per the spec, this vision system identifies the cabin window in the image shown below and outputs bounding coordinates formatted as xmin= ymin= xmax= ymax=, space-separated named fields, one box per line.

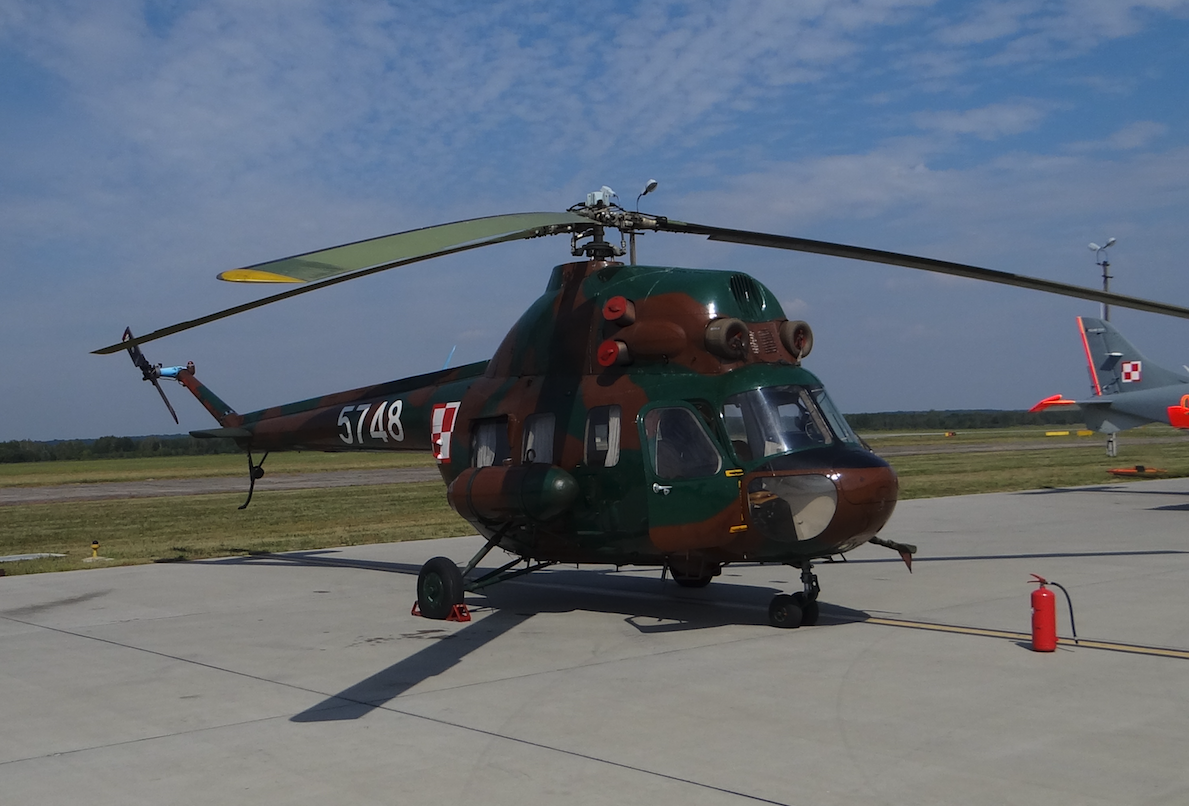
xmin=523 ymin=413 xmax=555 ymax=464
xmin=472 ymin=418 xmax=510 ymax=468
xmin=584 ymin=405 xmax=621 ymax=467
xmin=643 ymin=406 xmax=723 ymax=480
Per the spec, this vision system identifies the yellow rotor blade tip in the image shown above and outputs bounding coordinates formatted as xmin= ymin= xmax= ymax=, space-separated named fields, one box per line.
xmin=218 ymin=269 xmax=305 ymax=283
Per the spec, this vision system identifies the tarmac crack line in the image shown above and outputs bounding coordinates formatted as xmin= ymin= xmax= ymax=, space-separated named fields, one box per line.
xmin=377 ymin=701 xmax=795 ymax=806
xmin=3 ymin=614 xmax=794 ymax=804
xmin=0 ymin=712 xmax=296 ymax=768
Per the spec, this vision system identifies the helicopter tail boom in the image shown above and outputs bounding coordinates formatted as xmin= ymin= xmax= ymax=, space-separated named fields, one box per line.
xmin=121 ymin=327 xmax=242 ymax=431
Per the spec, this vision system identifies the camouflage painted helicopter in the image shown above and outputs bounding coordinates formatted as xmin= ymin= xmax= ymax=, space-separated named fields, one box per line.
xmin=97 ymin=186 xmax=1189 ymax=627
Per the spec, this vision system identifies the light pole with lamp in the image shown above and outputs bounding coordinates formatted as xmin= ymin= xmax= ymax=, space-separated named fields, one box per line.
xmin=1089 ymin=237 xmax=1118 ymax=455
xmin=1088 ymin=237 xmax=1116 ymax=321
xmin=630 ymin=179 xmax=658 ymax=264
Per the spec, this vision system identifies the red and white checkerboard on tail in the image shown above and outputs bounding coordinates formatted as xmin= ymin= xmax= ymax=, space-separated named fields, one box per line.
xmin=1122 ymin=361 xmax=1142 ymax=383
xmin=431 ymin=402 xmax=461 ymax=462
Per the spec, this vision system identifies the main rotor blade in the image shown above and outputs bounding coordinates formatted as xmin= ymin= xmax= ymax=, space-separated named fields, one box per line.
xmin=218 ymin=212 xmax=590 ymax=284
xmin=94 ymin=212 xmax=589 ymax=355
xmin=661 ymin=219 xmax=1189 ymax=320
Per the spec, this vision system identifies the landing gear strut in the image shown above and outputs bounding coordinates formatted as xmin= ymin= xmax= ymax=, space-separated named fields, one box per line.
xmin=768 ymin=562 xmax=820 ymax=629
xmin=414 ymin=531 xmax=556 ymax=620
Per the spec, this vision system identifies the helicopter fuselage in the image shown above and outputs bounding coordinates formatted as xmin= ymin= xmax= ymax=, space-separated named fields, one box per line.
xmin=211 ymin=258 xmax=898 ymax=577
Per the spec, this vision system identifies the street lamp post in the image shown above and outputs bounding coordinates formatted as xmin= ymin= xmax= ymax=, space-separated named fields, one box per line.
xmin=1088 ymin=237 xmax=1116 ymax=321
xmin=630 ymin=179 xmax=658 ymax=264
xmin=1089 ymin=238 xmax=1118 ymax=456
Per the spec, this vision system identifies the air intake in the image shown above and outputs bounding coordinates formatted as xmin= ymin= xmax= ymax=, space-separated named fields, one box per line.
xmin=728 ymin=274 xmax=766 ymax=320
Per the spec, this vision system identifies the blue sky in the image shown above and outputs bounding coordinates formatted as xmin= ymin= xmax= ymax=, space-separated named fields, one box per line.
xmin=2 ymin=0 xmax=1189 ymax=441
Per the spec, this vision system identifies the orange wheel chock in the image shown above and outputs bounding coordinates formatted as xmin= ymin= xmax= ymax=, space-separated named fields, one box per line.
xmin=410 ymin=601 xmax=471 ymax=622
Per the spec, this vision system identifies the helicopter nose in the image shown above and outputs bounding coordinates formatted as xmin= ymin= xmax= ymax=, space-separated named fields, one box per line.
xmin=835 ymin=455 xmax=898 ymax=506
xmin=743 ymin=450 xmax=898 ymax=552
xmin=830 ymin=457 xmax=899 ymax=549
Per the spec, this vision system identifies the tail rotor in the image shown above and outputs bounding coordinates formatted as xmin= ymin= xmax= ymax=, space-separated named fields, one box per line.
xmin=123 ymin=327 xmax=179 ymax=424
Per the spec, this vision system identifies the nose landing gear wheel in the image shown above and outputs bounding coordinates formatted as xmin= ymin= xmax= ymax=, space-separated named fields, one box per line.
xmin=768 ymin=594 xmax=803 ymax=628
xmin=792 ymin=591 xmax=819 ymax=626
xmin=417 ymin=556 xmax=464 ymax=620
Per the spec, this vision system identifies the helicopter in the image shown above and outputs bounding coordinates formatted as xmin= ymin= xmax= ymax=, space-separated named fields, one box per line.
xmin=96 ymin=185 xmax=1189 ymax=628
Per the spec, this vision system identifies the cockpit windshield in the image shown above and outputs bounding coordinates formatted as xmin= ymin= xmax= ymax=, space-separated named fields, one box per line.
xmin=722 ymin=385 xmax=860 ymax=462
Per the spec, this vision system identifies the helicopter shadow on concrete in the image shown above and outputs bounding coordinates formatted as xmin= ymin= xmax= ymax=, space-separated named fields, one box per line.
xmin=208 ymin=550 xmax=427 ymax=577
xmin=213 ymin=552 xmax=867 ymax=723
xmin=289 ymin=608 xmax=533 ymax=723
xmin=212 ymin=549 xmax=866 ymax=631
xmin=474 ymin=566 xmax=861 ymax=630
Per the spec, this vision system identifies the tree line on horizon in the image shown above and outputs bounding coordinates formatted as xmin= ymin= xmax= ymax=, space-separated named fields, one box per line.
xmin=0 ymin=409 xmax=1088 ymax=465
xmin=0 ymin=435 xmax=241 ymax=464
xmin=844 ymin=408 xmax=1084 ymax=432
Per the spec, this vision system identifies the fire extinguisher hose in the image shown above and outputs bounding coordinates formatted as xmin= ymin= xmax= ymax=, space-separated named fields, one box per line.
xmin=1047 ymin=580 xmax=1080 ymax=645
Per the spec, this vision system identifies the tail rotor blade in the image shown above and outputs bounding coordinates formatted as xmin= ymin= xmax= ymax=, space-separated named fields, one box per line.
xmin=123 ymin=327 xmax=180 ymax=424
xmin=151 ymin=377 xmax=180 ymax=424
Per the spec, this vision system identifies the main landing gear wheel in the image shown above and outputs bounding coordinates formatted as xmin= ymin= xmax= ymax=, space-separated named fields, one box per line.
xmin=673 ymin=574 xmax=714 ymax=588
xmin=417 ymin=556 xmax=464 ymax=620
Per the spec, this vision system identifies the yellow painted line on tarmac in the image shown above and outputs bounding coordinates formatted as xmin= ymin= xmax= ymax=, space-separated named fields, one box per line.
xmin=862 ymin=617 xmax=1189 ymax=660
xmin=1064 ymin=639 xmax=1189 ymax=660
xmin=866 ymin=617 xmax=1029 ymax=641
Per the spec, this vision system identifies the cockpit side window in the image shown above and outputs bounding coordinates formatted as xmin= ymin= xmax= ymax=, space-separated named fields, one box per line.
xmin=724 ymin=386 xmax=849 ymax=461
xmin=723 ymin=402 xmax=753 ymax=461
xmin=811 ymin=388 xmax=861 ymax=446
xmin=643 ymin=406 xmax=723 ymax=480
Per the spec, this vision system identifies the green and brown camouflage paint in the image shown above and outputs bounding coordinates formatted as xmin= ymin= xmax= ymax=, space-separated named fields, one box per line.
xmin=181 ymin=258 xmax=898 ymax=574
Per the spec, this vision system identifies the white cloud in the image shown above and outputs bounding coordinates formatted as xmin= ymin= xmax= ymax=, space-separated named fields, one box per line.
xmin=932 ymin=0 xmax=1034 ymax=46
xmin=913 ymin=101 xmax=1050 ymax=140
xmin=3 ymin=1 xmax=1189 ymax=438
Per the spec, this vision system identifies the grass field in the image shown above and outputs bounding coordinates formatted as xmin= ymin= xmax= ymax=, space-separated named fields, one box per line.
xmin=893 ymin=439 xmax=1189 ymax=498
xmin=3 ymin=426 xmax=1188 ymax=576
xmin=0 ymin=481 xmax=469 ymax=576
xmin=0 ymin=450 xmax=434 ymax=488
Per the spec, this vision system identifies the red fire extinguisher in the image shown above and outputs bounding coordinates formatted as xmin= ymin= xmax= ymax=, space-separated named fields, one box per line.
xmin=1031 ymin=575 xmax=1057 ymax=651
xmin=1030 ymin=574 xmax=1078 ymax=652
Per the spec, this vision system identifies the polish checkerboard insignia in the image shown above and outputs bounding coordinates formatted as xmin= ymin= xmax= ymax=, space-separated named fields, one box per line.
xmin=1121 ymin=361 xmax=1142 ymax=383
xmin=431 ymin=401 xmax=462 ymax=462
